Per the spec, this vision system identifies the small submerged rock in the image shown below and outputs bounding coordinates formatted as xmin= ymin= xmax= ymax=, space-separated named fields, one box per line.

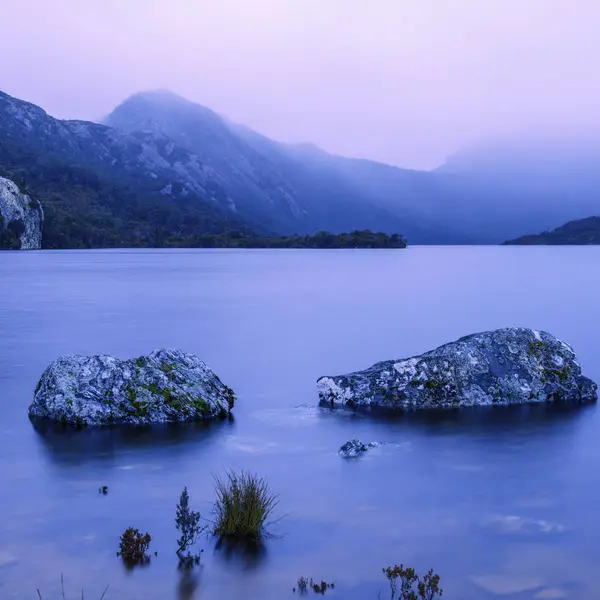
xmin=318 ymin=328 xmax=597 ymax=410
xmin=339 ymin=439 xmax=379 ymax=458
xmin=28 ymin=349 xmax=236 ymax=427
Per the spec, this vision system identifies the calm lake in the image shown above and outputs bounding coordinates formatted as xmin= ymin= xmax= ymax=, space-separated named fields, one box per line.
xmin=1 ymin=247 xmax=600 ymax=600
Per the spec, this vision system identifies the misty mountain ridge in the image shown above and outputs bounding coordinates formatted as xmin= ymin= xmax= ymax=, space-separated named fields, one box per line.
xmin=103 ymin=90 xmax=493 ymax=242
xmin=104 ymin=90 xmax=436 ymax=240
xmin=105 ymin=90 xmax=600 ymax=242
xmin=2 ymin=87 xmax=600 ymax=247
xmin=440 ymin=133 xmax=600 ymax=173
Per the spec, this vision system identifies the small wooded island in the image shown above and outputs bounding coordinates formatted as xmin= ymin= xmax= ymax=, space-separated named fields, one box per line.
xmin=165 ymin=229 xmax=407 ymax=249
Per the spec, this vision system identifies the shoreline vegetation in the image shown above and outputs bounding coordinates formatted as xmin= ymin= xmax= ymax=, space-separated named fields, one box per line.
xmin=163 ymin=230 xmax=407 ymax=249
xmin=2 ymin=227 xmax=408 ymax=250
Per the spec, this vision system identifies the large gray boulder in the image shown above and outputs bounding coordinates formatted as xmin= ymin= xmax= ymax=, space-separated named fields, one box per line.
xmin=29 ymin=349 xmax=236 ymax=426
xmin=0 ymin=176 xmax=43 ymax=249
xmin=318 ymin=328 xmax=597 ymax=410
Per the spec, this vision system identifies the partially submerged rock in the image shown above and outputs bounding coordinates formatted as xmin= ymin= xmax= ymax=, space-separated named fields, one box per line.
xmin=0 ymin=176 xmax=43 ymax=249
xmin=338 ymin=439 xmax=379 ymax=458
xmin=339 ymin=439 xmax=367 ymax=458
xmin=318 ymin=328 xmax=597 ymax=410
xmin=29 ymin=349 xmax=236 ymax=426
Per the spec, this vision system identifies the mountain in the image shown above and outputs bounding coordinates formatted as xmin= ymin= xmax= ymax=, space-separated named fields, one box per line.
xmin=104 ymin=90 xmax=433 ymax=240
xmin=226 ymin=121 xmax=463 ymax=242
xmin=106 ymin=92 xmax=600 ymax=245
xmin=3 ymin=88 xmax=600 ymax=248
xmin=504 ymin=216 xmax=600 ymax=245
xmin=0 ymin=88 xmax=435 ymax=247
xmin=0 ymin=90 xmax=251 ymax=248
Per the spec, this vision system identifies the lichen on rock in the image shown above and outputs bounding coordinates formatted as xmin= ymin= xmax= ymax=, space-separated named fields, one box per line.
xmin=318 ymin=328 xmax=597 ymax=410
xmin=0 ymin=176 xmax=43 ymax=249
xmin=29 ymin=349 xmax=236 ymax=426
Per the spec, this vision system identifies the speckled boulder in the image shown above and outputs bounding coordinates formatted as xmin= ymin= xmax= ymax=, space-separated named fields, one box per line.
xmin=29 ymin=349 xmax=236 ymax=426
xmin=318 ymin=328 xmax=597 ymax=410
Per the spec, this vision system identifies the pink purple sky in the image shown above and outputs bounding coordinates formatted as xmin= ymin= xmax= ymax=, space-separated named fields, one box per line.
xmin=0 ymin=0 xmax=598 ymax=169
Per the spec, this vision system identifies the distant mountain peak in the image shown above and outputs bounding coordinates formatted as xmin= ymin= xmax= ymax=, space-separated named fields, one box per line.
xmin=126 ymin=89 xmax=196 ymax=105
xmin=102 ymin=89 xmax=426 ymax=238
xmin=104 ymin=89 xmax=221 ymax=137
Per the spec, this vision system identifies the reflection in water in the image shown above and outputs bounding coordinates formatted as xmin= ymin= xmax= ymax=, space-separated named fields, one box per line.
xmin=318 ymin=402 xmax=595 ymax=433
xmin=176 ymin=565 xmax=202 ymax=600
xmin=31 ymin=418 xmax=235 ymax=467
xmin=119 ymin=555 xmax=153 ymax=573
xmin=213 ymin=537 xmax=268 ymax=571
xmin=3 ymin=249 xmax=600 ymax=600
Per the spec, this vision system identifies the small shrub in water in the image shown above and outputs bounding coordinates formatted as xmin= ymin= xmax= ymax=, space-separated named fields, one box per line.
xmin=117 ymin=528 xmax=151 ymax=566
xmin=294 ymin=577 xmax=334 ymax=596
xmin=175 ymin=486 xmax=207 ymax=566
xmin=383 ymin=565 xmax=442 ymax=600
xmin=312 ymin=580 xmax=334 ymax=595
xmin=212 ymin=470 xmax=278 ymax=540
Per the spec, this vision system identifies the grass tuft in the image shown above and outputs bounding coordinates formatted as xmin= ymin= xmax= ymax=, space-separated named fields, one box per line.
xmin=212 ymin=470 xmax=278 ymax=541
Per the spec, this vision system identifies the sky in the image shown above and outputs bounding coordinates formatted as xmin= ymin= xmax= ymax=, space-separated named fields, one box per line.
xmin=0 ymin=0 xmax=599 ymax=169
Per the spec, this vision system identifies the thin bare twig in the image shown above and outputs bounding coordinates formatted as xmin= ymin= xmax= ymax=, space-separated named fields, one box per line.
xmin=61 ymin=573 xmax=65 ymax=600
xmin=36 ymin=590 xmax=42 ymax=600
xmin=100 ymin=584 xmax=110 ymax=600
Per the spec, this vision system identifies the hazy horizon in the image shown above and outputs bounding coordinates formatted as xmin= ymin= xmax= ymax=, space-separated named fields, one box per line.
xmin=1 ymin=0 xmax=599 ymax=169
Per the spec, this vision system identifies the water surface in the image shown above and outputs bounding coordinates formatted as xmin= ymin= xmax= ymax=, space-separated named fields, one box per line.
xmin=1 ymin=247 xmax=599 ymax=600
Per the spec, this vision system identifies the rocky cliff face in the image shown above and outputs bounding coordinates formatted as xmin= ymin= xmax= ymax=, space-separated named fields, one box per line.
xmin=0 ymin=176 xmax=43 ymax=249
xmin=318 ymin=328 xmax=597 ymax=410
